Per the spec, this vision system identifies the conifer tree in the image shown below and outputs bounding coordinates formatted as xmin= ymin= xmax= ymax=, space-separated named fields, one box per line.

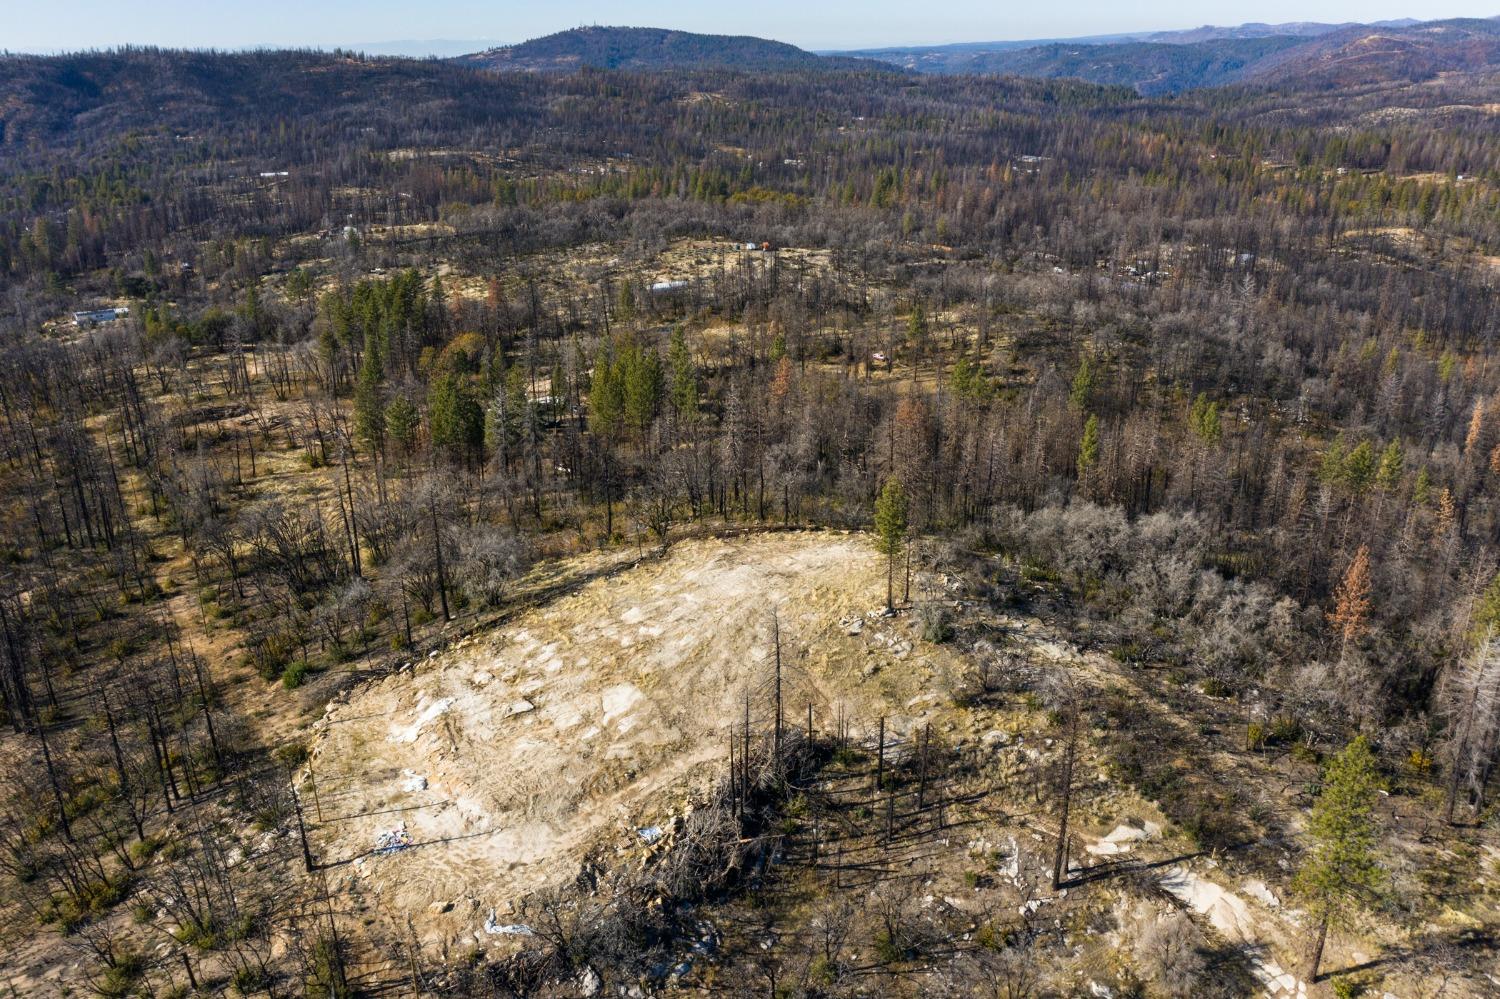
xmin=1343 ymin=441 xmax=1375 ymax=494
xmin=1464 ymin=397 xmax=1486 ymax=457
xmin=485 ymin=365 xmax=527 ymax=471
xmin=1442 ymin=630 xmax=1500 ymax=823
xmin=1295 ymin=736 xmax=1385 ymax=982
xmin=1077 ymin=414 xmax=1100 ymax=479
xmin=1320 ymin=438 xmax=1347 ymax=487
xmin=667 ymin=327 xmax=698 ymax=422
xmin=622 ymin=342 xmax=664 ymax=436
xmin=1069 ymin=356 xmax=1094 ymax=410
xmin=1328 ymin=545 xmax=1372 ymax=652
xmin=874 ymin=476 xmax=908 ymax=612
xmin=428 ymin=370 xmax=483 ymax=464
xmin=1413 ymin=467 xmax=1433 ymax=507
xmin=384 ymin=396 xmax=419 ymax=456
xmin=907 ymin=302 xmax=927 ymax=348
xmin=353 ymin=328 xmax=385 ymax=453
xmin=1375 ymin=441 xmax=1404 ymax=492
xmin=589 ymin=341 xmax=625 ymax=440
xmin=1188 ymin=393 xmax=1222 ymax=445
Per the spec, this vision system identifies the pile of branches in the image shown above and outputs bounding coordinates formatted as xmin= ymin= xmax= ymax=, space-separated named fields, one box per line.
xmin=461 ymin=727 xmax=828 ymax=997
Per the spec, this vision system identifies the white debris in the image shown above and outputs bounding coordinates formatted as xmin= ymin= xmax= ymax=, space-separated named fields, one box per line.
xmin=400 ymin=770 xmax=428 ymax=792
xmin=483 ymin=911 xmax=535 ymax=936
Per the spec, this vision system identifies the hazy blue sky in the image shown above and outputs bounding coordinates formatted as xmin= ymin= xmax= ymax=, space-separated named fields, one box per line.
xmin=8 ymin=0 xmax=1499 ymax=53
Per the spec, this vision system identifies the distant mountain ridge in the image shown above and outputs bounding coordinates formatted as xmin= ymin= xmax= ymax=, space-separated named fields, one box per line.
xmin=831 ymin=17 xmax=1423 ymax=65
xmin=942 ymin=36 xmax=1307 ymax=96
xmin=833 ymin=16 xmax=1500 ymax=93
xmin=457 ymin=26 xmax=886 ymax=73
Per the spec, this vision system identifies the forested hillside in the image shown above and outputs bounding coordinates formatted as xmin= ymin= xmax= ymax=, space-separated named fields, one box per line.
xmin=0 ymin=45 xmax=1498 ymax=998
xmin=456 ymin=26 xmax=883 ymax=73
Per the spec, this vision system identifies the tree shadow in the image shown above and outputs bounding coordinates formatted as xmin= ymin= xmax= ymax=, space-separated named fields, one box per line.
xmin=317 ymin=826 xmax=494 ymax=869
xmin=1060 ymin=843 xmax=1247 ymax=889
xmin=1321 ymin=925 xmax=1497 ymax=981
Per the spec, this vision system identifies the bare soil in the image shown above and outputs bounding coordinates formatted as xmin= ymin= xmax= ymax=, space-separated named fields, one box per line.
xmin=307 ymin=531 xmax=966 ymax=952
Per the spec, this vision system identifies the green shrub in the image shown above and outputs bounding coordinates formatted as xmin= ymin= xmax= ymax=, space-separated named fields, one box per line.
xmin=918 ymin=604 xmax=954 ymax=643
xmin=274 ymin=743 xmax=309 ymax=768
xmin=232 ymin=964 xmax=269 ymax=995
xmin=872 ymin=927 xmax=905 ymax=964
xmin=97 ymin=953 xmax=146 ymax=998
xmin=1267 ymin=716 xmax=1303 ymax=745
xmin=1200 ymin=677 xmax=1231 ymax=698
xmin=281 ymin=660 xmax=309 ymax=690
xmin=305 ymin=936 xmax=354 ymax=999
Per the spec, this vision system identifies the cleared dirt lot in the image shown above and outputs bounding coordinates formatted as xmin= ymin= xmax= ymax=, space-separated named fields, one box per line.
xmin=307 ymin=531 xmax=966 ymax=949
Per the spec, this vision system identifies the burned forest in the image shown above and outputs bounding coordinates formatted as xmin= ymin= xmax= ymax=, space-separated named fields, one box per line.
xmin=1 ymin=33 xmax=1499 ymax=999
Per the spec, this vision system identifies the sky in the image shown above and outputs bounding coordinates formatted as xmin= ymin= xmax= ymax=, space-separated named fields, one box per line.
xmin=6 ymin=0 xmax=1500 ymax=54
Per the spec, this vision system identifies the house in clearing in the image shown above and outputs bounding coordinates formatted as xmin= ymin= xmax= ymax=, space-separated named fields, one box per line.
xmin=72 ymin=307 xmax=129 ymax=327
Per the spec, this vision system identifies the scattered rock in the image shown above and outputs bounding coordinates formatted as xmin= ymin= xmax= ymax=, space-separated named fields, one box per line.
xmin=1243 ymin=879 xmax=1280 ymax=908
xmin=400 ymin=769 xmax=428 ymax=792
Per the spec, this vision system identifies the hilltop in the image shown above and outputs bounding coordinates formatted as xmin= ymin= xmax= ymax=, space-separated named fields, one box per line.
xmin=458 ymin=25 xmax=887 ymax=73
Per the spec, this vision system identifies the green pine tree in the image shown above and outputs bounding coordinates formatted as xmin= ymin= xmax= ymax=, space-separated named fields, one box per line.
xmin=1375 ymin=440 xmax=1404 ymax=492
xmin=1294 ymin=736 xmax=1386 ymax=982
xmin=950 ymin=357 xmax=993 ymax=404
xmin=352 ymin=328 xmax=385 ymax=453
xmin=623 ymin=341 xmax=664 ymax=435
xmin=907 ymin=303 xmax=927 ymax=346
xmin=1077 ymin=414 xmax=1100 ymax=478
xmin=1343 ymin=440 xmax=1376 ymax=494
xmin=428 ymin=370 xmax=483 ymax=464
xmin=1189 ymin=393 xmax=1222 ymax=445
xmin=667 ymin=327 xmax=698 ymax=422
xmin=384 ymin=396 xmax=419 ymax=456
xmin=1069 ymin=356 xmax=1095 ymax=410
xmin=874 ymin=476 xmax=908 ymax=612
xmin=1320 ymin=438 xmax=1348 ymax=487
xmin=589 ymin=342 xmax=625 ymax=440
xmin=1472 ymin=573 xmax=1500 ymax=639
xmin=1413 ymin=467 xmax=1432 ymax=506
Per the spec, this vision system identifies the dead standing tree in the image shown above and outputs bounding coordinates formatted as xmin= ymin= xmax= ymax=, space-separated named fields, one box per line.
xmin=1051 ymin=687 xmax=1081 ymax=891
